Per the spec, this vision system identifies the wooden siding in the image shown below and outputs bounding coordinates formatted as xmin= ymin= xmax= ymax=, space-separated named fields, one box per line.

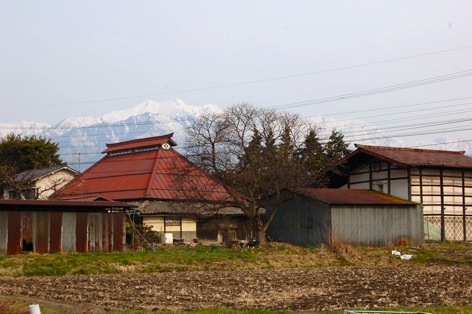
xmin=344 ymin=160 xmax=472 ymax=241
xmin=410 ymin=168 xmax=472 ymax=241
xmin=331 ymin=205 xmax=423 ymax=246
xmin=345 ymin=163 xmax=409 ymax=199
xmin=0 ymin=210 xmax=125 ymax=254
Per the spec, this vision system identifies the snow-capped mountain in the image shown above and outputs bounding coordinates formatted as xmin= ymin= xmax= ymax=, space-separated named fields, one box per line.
xmin=39 ymin=99 xmax=222 ymax=171
xmin=1 ymin=98 xmax=471 ymax=172
xmin=0 ymin=121 xmax=51 ymax=138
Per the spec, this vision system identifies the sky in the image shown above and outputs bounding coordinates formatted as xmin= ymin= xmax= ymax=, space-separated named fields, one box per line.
xmin=1 ymin=1 xmax=472 ymax=144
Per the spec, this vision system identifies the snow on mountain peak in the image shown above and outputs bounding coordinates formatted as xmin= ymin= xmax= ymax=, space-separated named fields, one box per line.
xmin=100 ymin=98 xmax=222 ymax=123
xmin=0 ymin=121 xmax=51 ymax=137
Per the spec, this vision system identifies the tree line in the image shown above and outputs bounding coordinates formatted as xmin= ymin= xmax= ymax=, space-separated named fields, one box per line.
xmin=0 ymin=104 xmax=350 ymax=244
xmin=185 ymin=103 xmax=350 ymax=245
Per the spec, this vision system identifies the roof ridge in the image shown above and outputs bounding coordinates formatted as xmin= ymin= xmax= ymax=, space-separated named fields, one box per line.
xmin=105 ymin=133 xmax=175 ymax=148
xmin=102 ymin=133 xmax=177 ymax=154
xmin=354 ymin=144 xmax=465 ymax=155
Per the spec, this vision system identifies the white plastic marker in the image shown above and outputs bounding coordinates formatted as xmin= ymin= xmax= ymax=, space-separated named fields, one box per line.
xmin=29 ymin=304 xmax=41 ymax=314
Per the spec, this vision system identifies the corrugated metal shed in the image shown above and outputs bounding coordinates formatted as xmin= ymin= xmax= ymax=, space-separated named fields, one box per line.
xmin=0 ymin=199 xmax=134 ymax=254
xmin=267 ymin=188 xmax=423 ymax=247
xmin=55 ymin=134 xmax=232 ymax=202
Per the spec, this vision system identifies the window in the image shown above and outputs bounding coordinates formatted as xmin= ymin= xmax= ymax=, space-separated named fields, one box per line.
xmin=8 ymin=190 xmax=17 ymax=199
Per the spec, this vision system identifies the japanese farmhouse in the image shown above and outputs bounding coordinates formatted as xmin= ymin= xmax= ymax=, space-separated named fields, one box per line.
xmin=54 ymin=134 xmax=250 ymax=244
xmin=324 ymin=144 xmax=472 ymax=241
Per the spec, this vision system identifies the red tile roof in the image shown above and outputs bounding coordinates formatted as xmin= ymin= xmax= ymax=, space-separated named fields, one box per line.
xmin=354 ymin=144 xmax=472 ymax=168
xmin=55 ymin=134 xmax=231 ymax=203
xmin=297 ymin=188 xmax=416 ymax=205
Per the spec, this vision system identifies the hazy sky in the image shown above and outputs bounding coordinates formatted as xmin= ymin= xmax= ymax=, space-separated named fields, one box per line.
xmin=1 ymin=1 xmax=472 ymax=143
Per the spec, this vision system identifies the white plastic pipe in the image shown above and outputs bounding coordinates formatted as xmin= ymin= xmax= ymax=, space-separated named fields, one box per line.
xmin=29 ymin=304 xmax=41 ymax=314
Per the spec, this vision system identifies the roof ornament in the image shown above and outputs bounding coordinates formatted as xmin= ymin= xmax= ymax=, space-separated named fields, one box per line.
xmin=162 ymin=143 xmax=171 ymax=150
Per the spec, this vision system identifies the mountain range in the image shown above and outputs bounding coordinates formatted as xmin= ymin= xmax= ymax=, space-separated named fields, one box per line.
xmin=1 ymin=99 xmax=470 ymax=172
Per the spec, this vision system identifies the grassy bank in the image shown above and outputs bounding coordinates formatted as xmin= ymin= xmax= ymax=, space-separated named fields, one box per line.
xmin=1 ymin=298 xmax=472 ymax=314
xmin=0 ymin=242 xmax=470 ymax=277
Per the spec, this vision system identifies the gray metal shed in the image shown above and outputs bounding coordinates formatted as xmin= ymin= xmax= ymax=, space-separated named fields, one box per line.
xmin=267 ymin=189 xmax=423 ymax=247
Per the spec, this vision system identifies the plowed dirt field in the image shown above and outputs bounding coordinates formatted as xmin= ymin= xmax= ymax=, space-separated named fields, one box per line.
xmin=1 ymin=265 xmax=471 ymax=313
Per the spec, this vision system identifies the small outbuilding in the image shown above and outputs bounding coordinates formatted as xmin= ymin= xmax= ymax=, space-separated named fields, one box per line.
xmin=267 ymin=188 xmax=423 ymax=247
xmin=0 ymin=199 xmax=134 ymax=254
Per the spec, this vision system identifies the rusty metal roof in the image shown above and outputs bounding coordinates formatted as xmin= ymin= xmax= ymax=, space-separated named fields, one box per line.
xmin=354 ymin=144 xmax=472 ymax=168
xmin=321 ymin=144 xmax=472 ymax=188
xmin=102 ymin=133 xmax=177 ymax=153
xmin=55 ymin=135 xmax=232 ymax=203
xmin=297 ymin=188 xmax=417 ymax=205
xmin=0 ymin=199 xmax=135 ymax=211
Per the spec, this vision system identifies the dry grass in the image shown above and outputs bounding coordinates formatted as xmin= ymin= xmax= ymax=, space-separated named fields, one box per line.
xmin=1 ymin=242 xmax=470 ymax=277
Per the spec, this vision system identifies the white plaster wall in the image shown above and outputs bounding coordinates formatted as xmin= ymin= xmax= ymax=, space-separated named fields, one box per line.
xmin=36 ymin=170 xmax=77 ymax=199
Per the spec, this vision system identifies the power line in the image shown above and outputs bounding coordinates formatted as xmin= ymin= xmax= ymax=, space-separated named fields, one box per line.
xmin=325 ymin=104 xmax=472 ymax=132
xmin=2 ymin=44 xmax=472 ymax=110
xmin=37 ymin=105 xmax=472 ymax=151
xmin=320 ymin=96 xmax=472 ymax=117
xmin=271 ymin=69 xmax=472 ymax=110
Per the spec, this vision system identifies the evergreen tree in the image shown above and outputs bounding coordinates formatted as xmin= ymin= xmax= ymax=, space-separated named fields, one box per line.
xmin=297 ymin=128 xmax=326 ymax=176
xmin=325 ymin=129 xmax=351 ymax=163
xmin=0 ymin=134 xmax=64 ymax=173
xmin=0 ymin=133 xmax=65 ymax=199
xmin=278 ymin=125 xmax=293 ymax=164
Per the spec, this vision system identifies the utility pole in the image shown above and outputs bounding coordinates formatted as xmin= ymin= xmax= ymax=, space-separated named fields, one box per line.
xmin=77 ymin=152 xmax=81 ymax=173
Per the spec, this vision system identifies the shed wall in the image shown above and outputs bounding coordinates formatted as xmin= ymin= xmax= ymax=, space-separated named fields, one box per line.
xmin=331 ymin=205 xmax=423 ymax=246
xmin=0 ymin=211 xmax=7 ymax=254
xmin=266 ymin=196 xmax=331 ymax=247
xmin=0 ymin=210 xmax=125 ymax=254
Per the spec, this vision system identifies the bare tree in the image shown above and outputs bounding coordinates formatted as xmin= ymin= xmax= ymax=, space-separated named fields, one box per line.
xmin=0 ymin=164 xmax=30 ymax=199
xmin=184 ymin=103 xmax=319 ymax=245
